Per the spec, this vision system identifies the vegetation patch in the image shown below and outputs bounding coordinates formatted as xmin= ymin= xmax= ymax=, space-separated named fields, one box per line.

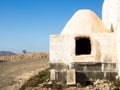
xmin=20 ymin=68 xmax=50 ymax=90
xmin=19 ymin=68 xmax=120 ymax=90
xmin=114 ymin=77 xmax=120 ymax=90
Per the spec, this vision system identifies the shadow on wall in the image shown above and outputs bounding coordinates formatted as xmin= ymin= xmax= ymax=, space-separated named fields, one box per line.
xmin=76 ymin=72 xmax=93 ymax=86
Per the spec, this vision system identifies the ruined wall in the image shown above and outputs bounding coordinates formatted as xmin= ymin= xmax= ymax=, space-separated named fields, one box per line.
xmin=50 ymin=33 xmax=118 ymax=83
xmin=92 ymin=33 xmax=117 ymax=63
xmin=50 ymin=35 xmax=75 ymax=83
xmin=102 ymin=0 xmax=120 ymax=32
xmin=50 ymin=33 xmax=117 ymax=64
xmin=50 ymin=6 xmax=119 ymax=83
xmin=50 ymin=35 xmax=74 ymax=66
xmin=102 ymin=0 xmax=120 ymax=76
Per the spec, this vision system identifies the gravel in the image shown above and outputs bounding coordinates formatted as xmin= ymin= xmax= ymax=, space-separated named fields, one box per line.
xmin=0 ymin=59 xmax=49 ymax=90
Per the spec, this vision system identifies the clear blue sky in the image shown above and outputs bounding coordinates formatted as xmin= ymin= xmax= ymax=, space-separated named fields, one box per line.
xmin=0 ymin=0 xmax=104 ymax=54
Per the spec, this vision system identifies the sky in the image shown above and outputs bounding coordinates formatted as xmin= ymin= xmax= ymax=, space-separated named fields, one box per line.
xmin=0 ymin=0 xmax=104 ymax=54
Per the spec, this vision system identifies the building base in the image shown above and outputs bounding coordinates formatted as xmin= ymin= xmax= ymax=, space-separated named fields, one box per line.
xmin=50 ymin=62 xmax=118 ymax=85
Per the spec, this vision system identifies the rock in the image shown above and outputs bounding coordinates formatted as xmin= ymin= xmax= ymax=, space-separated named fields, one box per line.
xmin=94 ymin=79 xmax=100 ymax=85
xmin=76 ymin=83 xmax=81 ymax=88
xmin=102 ymin=0 xmax=120 ymax=32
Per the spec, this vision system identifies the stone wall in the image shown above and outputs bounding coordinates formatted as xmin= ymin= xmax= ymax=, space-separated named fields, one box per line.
xmin=50 ymin=33 xmax=118 ymax=84
xmin=0 ymin=53 xmax=49 ymax=61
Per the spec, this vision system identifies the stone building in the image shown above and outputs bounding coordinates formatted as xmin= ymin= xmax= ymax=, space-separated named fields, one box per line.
xmin=50 ymin=0 xmax=120 ymax=85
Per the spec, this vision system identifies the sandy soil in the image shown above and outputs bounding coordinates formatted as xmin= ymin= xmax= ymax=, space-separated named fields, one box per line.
xmin=0 ymin=59 xmax=49 ymax=90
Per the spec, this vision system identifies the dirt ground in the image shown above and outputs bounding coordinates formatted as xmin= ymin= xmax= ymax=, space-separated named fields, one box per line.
xmin=0 ymin=59 xmax=49 ymax=90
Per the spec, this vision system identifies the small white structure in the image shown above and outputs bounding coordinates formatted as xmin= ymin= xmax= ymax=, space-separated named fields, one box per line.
xmin=50 ymin=0 xmax=119 ymax=85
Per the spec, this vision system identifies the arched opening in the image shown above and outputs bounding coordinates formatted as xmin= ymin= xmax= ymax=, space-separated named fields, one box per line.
xmin=75 ymin=37 xmax=91 ymax=55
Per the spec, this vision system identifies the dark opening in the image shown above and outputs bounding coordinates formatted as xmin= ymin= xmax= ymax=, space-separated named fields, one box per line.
xmin=75 ymin=37 xmax=91 ymax=55
xmin=76 ymin=72 xmax=93 ymax=86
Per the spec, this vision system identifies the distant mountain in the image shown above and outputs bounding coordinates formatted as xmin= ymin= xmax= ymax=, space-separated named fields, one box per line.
xmin=0 ymin=51 xmax=17 ymax=56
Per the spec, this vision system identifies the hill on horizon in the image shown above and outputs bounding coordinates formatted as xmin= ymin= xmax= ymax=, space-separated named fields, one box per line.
xmin=0 ymin=51 xmax=17 ymax=56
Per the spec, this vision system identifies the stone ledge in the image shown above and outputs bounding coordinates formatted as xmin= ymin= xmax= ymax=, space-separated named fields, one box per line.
xmin=74 ymin=62 xmax=117 ymax=72
xmin=76 ymin=71 xmax=117 ymax=84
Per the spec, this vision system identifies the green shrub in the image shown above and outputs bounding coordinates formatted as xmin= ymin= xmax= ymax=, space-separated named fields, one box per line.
xmin=115 ymin=77 xmax=120 ymax=90
xmin=20 ymin=68 xmax=50 ymax=90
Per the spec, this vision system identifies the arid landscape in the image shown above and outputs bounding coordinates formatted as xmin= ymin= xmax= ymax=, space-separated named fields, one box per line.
xmin=1 ymin=0 xmax=120 ymax=90
xmin=0 ymin=54 xmax=119 ymax=90
xmin=0 ymin=53 xmax=49 ymax=90
xmin=0 ymin=52 xmax=49 ymax=61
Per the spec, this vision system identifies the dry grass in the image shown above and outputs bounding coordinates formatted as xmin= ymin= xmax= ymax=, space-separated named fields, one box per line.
xmin=19 ymin=68 xmax=50 ymax=90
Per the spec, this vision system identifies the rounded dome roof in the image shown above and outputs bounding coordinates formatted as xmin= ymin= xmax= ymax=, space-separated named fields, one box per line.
xmin=61 ymin=10 xmax=109 ymax=35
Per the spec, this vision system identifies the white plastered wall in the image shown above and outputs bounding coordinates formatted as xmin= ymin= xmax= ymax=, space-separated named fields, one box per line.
xmin=50 ymin=35 xmax=74 ymax=68
xmin=102 ymin=0 xmax=120 ymax=75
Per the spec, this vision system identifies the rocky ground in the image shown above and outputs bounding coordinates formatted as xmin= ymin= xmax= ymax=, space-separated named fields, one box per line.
xmin=29 ymin=79 xmax=116 ymax=90
xmin=0 ymin=58 xmax=49 ymax=90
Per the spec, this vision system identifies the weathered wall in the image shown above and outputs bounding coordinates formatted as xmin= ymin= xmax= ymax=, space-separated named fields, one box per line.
xmin=50 ymin=1 xmax=120 ymax=83
xmin=50 ymin=35 xmax=74 ymax=67
xmin=92 ymin=33 xmax=117 ymax=63
xmin=102 ymin=0 xmax=120 ymax=32
xmin=50 ymin=33 xmax=117 ymax=63
xmin=61 ymin=10 xmax=109 ymax=36
xmin=102 ymin=0 xmax=120 ymax=76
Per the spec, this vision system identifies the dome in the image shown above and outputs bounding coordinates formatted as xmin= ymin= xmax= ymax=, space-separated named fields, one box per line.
xmin=61 ymin=10 xmax=109 ymax=35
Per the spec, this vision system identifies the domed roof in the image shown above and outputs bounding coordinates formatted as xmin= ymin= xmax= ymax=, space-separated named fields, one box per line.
xmin=61 ymin=10 xmax=109 ymax=35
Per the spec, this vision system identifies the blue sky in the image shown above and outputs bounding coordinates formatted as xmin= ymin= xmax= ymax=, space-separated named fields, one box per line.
xmin=0 ymin=0 xmax=104 ymax=54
